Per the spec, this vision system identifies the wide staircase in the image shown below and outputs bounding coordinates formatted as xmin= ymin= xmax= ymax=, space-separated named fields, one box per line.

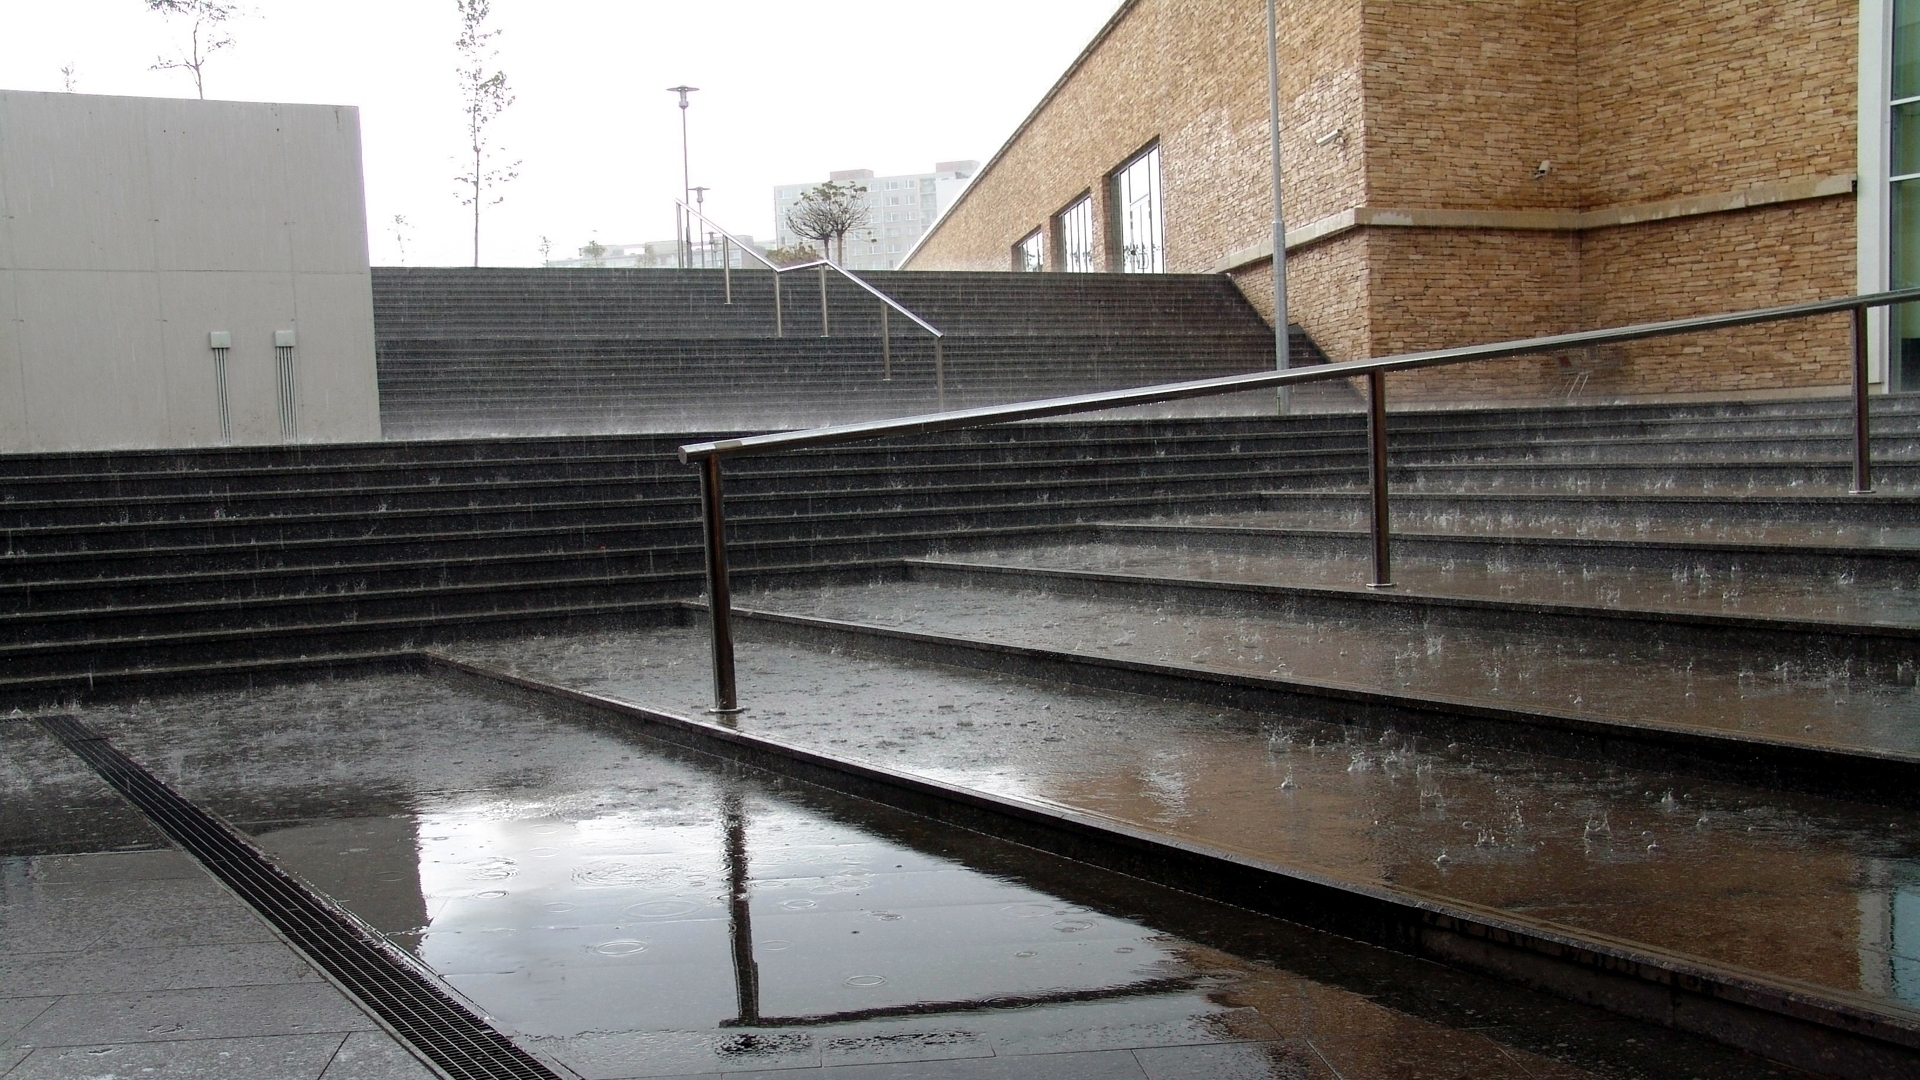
xmin=8 ymin=389 xmax=1920 ymax=1075
xmin=372 ymin=267 xmax=1350 ymax=436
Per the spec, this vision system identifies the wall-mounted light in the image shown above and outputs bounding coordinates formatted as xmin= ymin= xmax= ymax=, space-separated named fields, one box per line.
xmin=1315 ymin=128 xmax=1346 ymax=147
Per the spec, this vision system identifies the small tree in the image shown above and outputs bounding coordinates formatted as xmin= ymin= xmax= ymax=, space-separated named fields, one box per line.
xmin=537 ymin=235 xmax=553 ymax=265
xmin=390 ymin=214 xmax=412 ymax=265
xmin=579 ymin=240 xmax=607 ymax=262
xmin=144 ymin=0 xmax=241 ymax=99
xmin=452 ymin=0 xmax=519 ymax=268
xmin=61 ymin=63 xmax=79 ymax=92
xmin=784 ymin=182 xmax=870 ymax=263
xmin=765 ymin=242 xmax=820 ymax=267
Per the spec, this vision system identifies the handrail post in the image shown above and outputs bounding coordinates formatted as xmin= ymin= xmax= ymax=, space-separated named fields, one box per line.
xmin=698 ymin=455 xmax=743 ymax=714
xmin=881 ymin=305 xmax=892 ymax=380
xmin=1852 ymin=303 xmax=1873 ymax=494
xmin=818 ymin=265 xmax=830 ymax=337
xmin=722 ymin=237 xmax=732 ymax=305
xmin=935 ymin=337 xmax=946 ymax=411
xmin=1366 ymin=369 xmax=1394 ymax=588
xmin=772 ymin=272 xmax=783 ymax=338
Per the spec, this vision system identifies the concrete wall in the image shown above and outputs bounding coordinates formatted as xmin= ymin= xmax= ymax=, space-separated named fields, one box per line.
xmin=0 ymin=91 xmax=380 ymax=452
xmin=907 ymin=0 xmax=1863 ymax=405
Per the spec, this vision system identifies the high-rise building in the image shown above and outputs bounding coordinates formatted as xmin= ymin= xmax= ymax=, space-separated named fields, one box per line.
xmin=772 ymin=162 xmax=979 ymax=270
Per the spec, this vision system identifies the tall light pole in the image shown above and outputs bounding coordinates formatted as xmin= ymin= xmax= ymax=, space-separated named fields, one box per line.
xmin=1267 ymin=0 xmax=1291 ymax=413
xmin=668 ymin=85 xmax=699 ymax=269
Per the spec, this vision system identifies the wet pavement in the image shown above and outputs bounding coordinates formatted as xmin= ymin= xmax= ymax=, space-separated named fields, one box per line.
xmin=52 ymin=675 xmax=1806 ymax=1079
xmin=440 ymin=626 xmax=1920 ymax=1016
xmin=742 ymin=580 xmax=1920 ymax=758
xmin=0 ymin=721 xmax=433 ymax=1079
xmin=924 ymin=540 xmax=1920 ymax=628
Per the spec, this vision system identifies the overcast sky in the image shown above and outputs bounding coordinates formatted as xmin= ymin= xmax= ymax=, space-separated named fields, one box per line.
xmin=0 ymin=0 xmax=1121 ymax=266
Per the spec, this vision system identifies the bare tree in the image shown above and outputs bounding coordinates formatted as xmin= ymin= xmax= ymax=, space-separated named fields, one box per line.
xmin=784 ymin=182 xmax=870 ymax=263
xmin=144 ymin=0 xmax=241 ymax=99
xmin=538 ymin=235 xmax=553 ymax=265
xmin=452 ymin=0 xmax=519 ymax=267
xmin=60 ymin=63 xmax=79 ymax=92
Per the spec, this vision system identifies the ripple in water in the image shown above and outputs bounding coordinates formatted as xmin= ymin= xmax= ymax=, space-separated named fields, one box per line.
xmin=592 ymin=940 xmax=649 ymax=957
xmin=846 ymin=975 xmax=888 ymax=988
xmin=572 ymin=862 xmax=677 ymax=889
xmin=1000 ymin=903 xmax=1054 ymax=919
xmin=780 ymin=898 xmax=818 ymax=911
xmin=624 ymin=899 xmax=701 ymax=919
xmin=475 ymin=890 xmax=508 ymax=899
xmin=758 ymin=939 xmax=793 ymax=952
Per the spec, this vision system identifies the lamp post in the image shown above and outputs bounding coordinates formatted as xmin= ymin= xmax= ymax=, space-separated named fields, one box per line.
xmin=1267 ymin=0 xmax=1291 ymax=413
xmin=667 ymin=85 xmax=699 ymax=269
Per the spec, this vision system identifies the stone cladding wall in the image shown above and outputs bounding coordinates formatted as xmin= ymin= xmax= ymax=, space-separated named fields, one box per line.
xmin=910 ymin=0 xmax=1862 ymax=403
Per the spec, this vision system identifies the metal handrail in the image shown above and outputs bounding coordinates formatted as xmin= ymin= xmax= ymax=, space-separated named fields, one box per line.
xmin=680 ymin=285 xmax=1920 ymax=713
xmin=675 ymin=199 xmax=948 ymax=398
xmin=772 ymin=258 xmax=946 ymax=339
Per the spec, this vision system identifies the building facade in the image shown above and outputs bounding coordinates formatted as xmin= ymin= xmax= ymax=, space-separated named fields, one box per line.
xmin=774 ymin=162 xmax=979 ymax=270
xmin=906 ymin=0 xmax=1901 ymax=404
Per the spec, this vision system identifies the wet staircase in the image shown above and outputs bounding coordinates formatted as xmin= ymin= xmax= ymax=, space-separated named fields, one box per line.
xmin=8 ymin=392 xmax=1920 ymax=1074
xmin=372 ymin=267 xmax=1351 ymax=436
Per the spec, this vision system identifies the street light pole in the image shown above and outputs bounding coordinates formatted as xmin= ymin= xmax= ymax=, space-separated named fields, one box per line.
xmin=667 ymin=85 xmax=699 ymax=269
xmin=1267 ymin=0 xmax=1291 ymax=413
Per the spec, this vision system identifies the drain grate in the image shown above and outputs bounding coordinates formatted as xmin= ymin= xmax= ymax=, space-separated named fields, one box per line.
xmin=37 ymin=714 xmax=562 ymax=1080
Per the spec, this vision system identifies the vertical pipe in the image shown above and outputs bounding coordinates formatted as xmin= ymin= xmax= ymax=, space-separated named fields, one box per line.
xmin=1366 ymin=369 xmax=1393 ymax=588
xmin=722 ymin=237 xmax=732 ymax=304
xmin=881 ymin=305 xmax=892 ymax=380
xmin=1267 ymin=0 xmax=1291 ymax=415
xmin=935 ymin=337 xmax=946 ymax=411
xmin=818 ymin=265 xmax=830 ymax=337
xmin=773 ymin=272 xmax=783 ymax=338
xmin=699 ymin=455 xmax=742 ymax=713
xmin=1854 ymin=304 xmax=1874 ymax=494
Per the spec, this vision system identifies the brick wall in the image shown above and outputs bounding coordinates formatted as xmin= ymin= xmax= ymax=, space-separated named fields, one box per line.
xmin=1576 ymin=0 xmax=1856 ymax=209
xmin=911 ymin=0 xmax=1863 ymax=403
xmin=1363 ymin=1 xmax=1580 ymax=212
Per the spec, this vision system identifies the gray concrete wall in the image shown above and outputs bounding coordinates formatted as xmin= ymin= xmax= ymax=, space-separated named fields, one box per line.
xmin=0 ymin=91 xmax=381 ymax=452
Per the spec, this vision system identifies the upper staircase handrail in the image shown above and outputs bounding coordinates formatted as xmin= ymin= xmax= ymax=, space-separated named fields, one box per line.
xmin=675 ymin=200 xmax=945 ymax=340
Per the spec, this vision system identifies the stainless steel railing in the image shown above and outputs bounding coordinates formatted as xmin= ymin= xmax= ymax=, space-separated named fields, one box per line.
xmin=678 ymin=286 xmax=1920 ymax=713
xmin=675 ymin=201 xmax=947 ymax=398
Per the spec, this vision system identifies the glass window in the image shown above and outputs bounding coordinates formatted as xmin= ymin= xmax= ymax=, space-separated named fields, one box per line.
xmin=1896 ymin=1 xmax=1920 ymax=389
xmin=1114 ymin=145 xmax=1164 ymax=273
xmin=1013 ymin=230 xmax=1045 ymax=272
xmin=1055 ymin=196 xmax=1095 ymax=273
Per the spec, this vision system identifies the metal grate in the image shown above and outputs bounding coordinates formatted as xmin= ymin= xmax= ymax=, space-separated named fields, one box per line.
xmin=37 ymin=713 xmax=561 ymax=1080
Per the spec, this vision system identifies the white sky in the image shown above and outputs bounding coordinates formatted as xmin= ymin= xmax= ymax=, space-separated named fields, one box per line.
xmin=0 ymin=0 xmax=1121 ymax=266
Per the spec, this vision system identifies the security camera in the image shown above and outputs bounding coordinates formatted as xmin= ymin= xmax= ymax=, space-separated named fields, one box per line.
xmin=1532 ymin=160 xmax=1552 ymax=180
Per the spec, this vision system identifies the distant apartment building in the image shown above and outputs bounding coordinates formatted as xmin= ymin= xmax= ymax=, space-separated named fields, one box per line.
xmin=772 ymin=162 xmax=979 ymax=270
xmin=544 ymin=235 xmax=765 ymax=270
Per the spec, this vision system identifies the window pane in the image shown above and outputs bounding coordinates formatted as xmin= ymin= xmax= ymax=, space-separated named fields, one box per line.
xmin=1891 ymin=180 xmax=1920 ymax=390
xmin=1116 ymin=146 xmax=1164 ymax=273
xmin=1057 ymin=196 xmax=1095 ymax=273
xmin=1900 ymin=0 xmax=1920 ymax=99
xmin=1898 ymin=102 xmax=1920 ymax=177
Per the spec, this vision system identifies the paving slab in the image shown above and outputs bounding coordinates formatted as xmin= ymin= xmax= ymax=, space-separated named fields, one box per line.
xmin=3 ymin=1033 xmax=347 ymax=1080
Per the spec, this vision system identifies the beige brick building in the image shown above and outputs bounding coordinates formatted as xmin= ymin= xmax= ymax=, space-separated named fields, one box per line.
xmin=906 ymin=0 xmax=1904 ymax=404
